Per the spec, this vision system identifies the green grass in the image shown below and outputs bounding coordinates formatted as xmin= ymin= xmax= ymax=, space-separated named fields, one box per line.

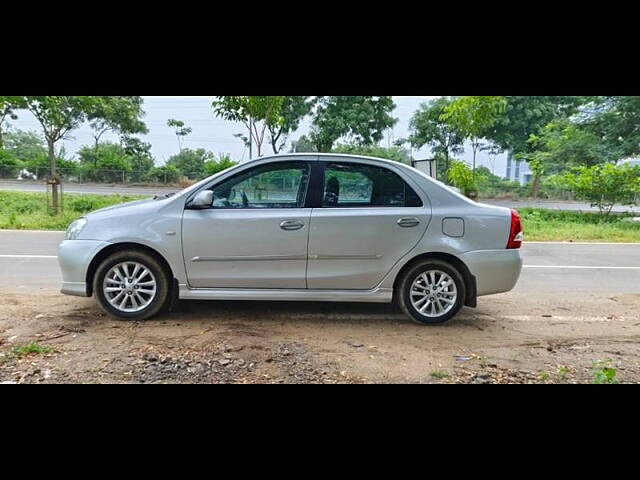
xmin=0 ymin=191 xmax=146 ymax=230
xmin=12 ymin=342 xmax=57 ymax=357
xmin=519 ymin=208 xmax=640 ymax=243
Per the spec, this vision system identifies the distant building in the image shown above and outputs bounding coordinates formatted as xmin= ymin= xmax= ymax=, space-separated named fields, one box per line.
xmin=619 ymin=158 xmax=640 ymax=167
xmin=505 ymin=153 xmax=532 ymax=185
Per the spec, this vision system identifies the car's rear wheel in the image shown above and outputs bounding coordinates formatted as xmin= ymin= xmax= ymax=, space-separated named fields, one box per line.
xmin=397 ymin=259 xmax=466 ymax=325
xmin=93 ymin=250 xmax=170 ymax=321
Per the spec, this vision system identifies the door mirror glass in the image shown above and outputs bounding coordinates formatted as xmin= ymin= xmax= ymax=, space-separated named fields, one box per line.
xmin=190 ymin=190 xmax=213 ymax=208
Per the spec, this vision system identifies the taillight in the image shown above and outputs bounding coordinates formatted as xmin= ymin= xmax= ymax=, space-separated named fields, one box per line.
xmin=507 ymin=209 xmax=523 ymax=249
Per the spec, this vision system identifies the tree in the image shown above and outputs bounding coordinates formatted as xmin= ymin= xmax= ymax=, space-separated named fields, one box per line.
xmin=441 ymin=96 xmax=507 ymax=180
xmin=485 ymin=96 xmax=584 ymax=197
xmin=212 ymin=96 xmax=285 ymax=158
xmin=579 ymin=96 xmax=640 ymax=159
xmin=525 ymin=118 xmax=617 ymax=199
xmin=166 ymin=148 xmax=215 ymax=179
xmin=448 ymin=160 xmax=477 ymax=197
xmin=2 ymin=130 xmax=47 ymax=167
xmin=0 ymin=97 xmax=19 ymax=149
xmin=488 ymin=96 xmax=583 ymax=154
xmin=561 ymin=163 xmax=640 ymax=217
xmin=332 ymin=143 xmax=411 ymax=164
xmin=167 ymin=119 xmax=192 ymax=153
xmin=8 ymin=96 xmax=110 ymax=213
xmin=408 ymin=97 xmax=465 ymax=184
xmin=88 ymin=96 xmax=147 ymax=149
xmin=267 ymin=96 xmax=316 ymax=154
xmin=290 ymin=135 xmax=317 ymax=153
xmin=203 ymin=154 xmax=238 ymax=176
xmin=78 ymin=142 xmax=132 ymax=183
xmin=309 ymin=96 xmax=397 ymax=152
xmin=121 ymin=136 xmax=155 ymax=174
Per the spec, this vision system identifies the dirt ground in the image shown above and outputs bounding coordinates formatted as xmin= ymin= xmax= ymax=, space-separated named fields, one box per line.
xmin=1 ymin=289 xmax=639 ymax=384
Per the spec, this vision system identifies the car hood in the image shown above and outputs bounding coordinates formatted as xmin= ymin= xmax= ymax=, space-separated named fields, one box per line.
xmin=86 ymin=197 xmax=157 ymax=217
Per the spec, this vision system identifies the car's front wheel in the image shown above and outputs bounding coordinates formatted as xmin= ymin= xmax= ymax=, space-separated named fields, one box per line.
xmin=93 ymin=250 xmax=171 ymax=321
xmin=397 ymin=259 xmax=466 ymax=325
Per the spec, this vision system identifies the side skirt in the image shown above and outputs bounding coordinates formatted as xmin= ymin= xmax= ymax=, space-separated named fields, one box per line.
xmin=178 ymin=285 xmax=394 ymax=303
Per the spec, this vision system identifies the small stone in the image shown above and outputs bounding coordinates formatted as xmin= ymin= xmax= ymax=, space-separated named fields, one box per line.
xmin=218 ymin=359 xmax=232 ymax=366
xmin=347 ymin=341 xmax=364 ymax=348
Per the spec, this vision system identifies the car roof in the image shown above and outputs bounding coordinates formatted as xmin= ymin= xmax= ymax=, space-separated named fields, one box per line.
xmin=241 ymin=153 xmax=407 ymax=166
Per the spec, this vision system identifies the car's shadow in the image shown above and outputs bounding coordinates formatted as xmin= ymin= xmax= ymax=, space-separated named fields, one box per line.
xmin=171 ymin=299 xmax=403 ymax=318
xmin=160 ymin=299 xmax=483 ymax=328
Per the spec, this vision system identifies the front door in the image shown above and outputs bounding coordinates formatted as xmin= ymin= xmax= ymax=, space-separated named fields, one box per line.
xmin=307 ymin=161 xmax=430 ymax=290
xmin=182 ymin=161 xmax=311 ymax=289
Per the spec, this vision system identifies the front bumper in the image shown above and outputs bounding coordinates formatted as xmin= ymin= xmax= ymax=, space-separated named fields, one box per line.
xmin=58 ymin=240 xmax=111 ymax=297
xmin=459 ymin=249 xmax=523 ymax=297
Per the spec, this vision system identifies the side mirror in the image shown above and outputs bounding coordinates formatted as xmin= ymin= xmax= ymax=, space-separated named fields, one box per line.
xmin=190 ymin=190 xmax=213 ymax=208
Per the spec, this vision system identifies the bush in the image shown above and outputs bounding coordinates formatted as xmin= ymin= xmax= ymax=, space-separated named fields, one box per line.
xmin=448 ymin=160 xmax=477 ymax=197
xmin=560 ymin=163 xmax=640 ymax=216
xmin=145 ymin=165 xmax=182 ymax=184
xmin=166 ymin=148 xmax=215 ymax=179
xmin=203 ymin=154 xmax=238 ymax=176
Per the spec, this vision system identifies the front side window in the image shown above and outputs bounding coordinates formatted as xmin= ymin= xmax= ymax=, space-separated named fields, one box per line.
xmin=322 ymin=163 xmax=423 ymax=208
xmin=209 ymin=161 xmax=309 ymax=209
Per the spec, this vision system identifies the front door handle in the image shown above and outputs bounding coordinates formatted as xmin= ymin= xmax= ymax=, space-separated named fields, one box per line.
xmin=397 ymin=217 xmax=420 ymax=228
xmin=280 ymin=220 xmax=305 ymax=231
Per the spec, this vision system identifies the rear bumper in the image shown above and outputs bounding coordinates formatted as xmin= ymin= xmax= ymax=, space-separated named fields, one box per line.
xmin=58 ymin=240 xmax=111 ymax=297
xmin=459 ymin=249 xmax=523 ymax=296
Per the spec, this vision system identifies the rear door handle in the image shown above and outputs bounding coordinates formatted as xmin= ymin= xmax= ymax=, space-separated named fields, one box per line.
xmin=397 ymin=217 xmax=420 ymax=228
xmin=280 ymin=220 xmax=305 ymax=231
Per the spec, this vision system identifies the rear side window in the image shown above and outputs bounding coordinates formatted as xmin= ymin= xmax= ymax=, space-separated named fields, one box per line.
xmin=322 ymin=162 xmax=423 ymax=208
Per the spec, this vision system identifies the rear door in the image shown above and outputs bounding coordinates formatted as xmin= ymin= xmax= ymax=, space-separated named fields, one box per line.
xmin=307 ymin=160 xmax=430 ymax=290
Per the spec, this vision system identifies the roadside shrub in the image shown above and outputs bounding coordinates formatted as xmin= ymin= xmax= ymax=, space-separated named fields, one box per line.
xmin=203 ymin=154 xmax=238 ymax=176
xmin=448 ymin=160 xmax=477 ymax=197
xmin=559 ymin=163 xmax=640 ymax=217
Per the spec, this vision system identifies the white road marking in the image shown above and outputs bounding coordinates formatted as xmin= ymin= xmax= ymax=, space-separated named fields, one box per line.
xmin=524 ymin=265 xmax=640 ymax=270
xmin=526 ymin=241 xmax=640 ymax=246
xmin=0 ymin=255 xmax=58 ymax=259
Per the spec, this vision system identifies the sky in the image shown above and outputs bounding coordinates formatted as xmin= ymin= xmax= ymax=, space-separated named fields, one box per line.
xmin=8 ymin=96 xmax=510 ymax=176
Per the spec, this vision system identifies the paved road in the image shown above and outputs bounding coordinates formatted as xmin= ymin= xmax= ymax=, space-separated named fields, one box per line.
xmin=1 ymin=230 xmax=638 ymax=296
xmin=0 ymin=181 xmax=173 ymax=196
xmin=2 ymin=180 xmax=639 ymax=213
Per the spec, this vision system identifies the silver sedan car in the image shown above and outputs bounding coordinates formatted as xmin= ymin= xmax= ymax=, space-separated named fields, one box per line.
xmin=58 ymin=154 xmax=523 ymax=325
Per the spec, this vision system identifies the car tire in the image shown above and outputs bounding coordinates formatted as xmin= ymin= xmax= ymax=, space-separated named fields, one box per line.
xmin=397 ymin=259 xmax=466 ymax=325
xmin=93 ymin=250 xmax=171 ymax=321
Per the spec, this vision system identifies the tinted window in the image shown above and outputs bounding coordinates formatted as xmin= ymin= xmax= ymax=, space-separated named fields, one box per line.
xmin=209 ymin=162 xmax=309 ymax=209
xmin=322 ymin=163 xmax=423 ymax=208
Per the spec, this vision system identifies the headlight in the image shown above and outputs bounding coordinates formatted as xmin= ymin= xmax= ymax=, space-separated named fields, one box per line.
xmin=65 ymin=218 xmax=88 ymax=240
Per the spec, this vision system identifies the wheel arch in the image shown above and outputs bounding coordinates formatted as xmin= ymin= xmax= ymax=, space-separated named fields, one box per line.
xmin=392 ymin=252 xmax=477 ymax=308
xmin=85 ymin=242 xmax=176 ymax=297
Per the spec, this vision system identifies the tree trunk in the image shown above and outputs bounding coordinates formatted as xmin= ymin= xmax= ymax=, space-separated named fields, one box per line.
xmin=531 ymin=173 xmax=541 ymax=199
xmin=271 ymin=129 xmax=282 ymax=154
xmin=444 ymin=151 xmax=450 ymax=184
xmin=48 ymin=139 xmax=60 ymax=215
xmin=472 ymin=143 xmax=478 ymax=181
